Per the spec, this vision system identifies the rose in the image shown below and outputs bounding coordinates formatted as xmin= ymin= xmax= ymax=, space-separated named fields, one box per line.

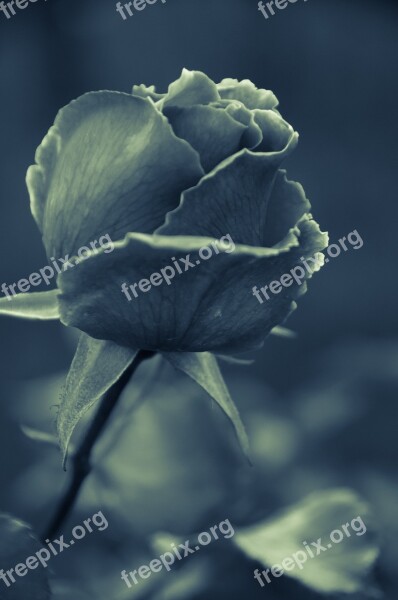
xmin=0 ymin=69 xmax=327 ymax=459
xmin=27 ymin=68 xmax=326 ymax=353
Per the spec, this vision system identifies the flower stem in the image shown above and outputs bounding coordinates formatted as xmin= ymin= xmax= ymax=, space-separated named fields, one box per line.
xmin=42 ymin=350 xmax=155 ymax=541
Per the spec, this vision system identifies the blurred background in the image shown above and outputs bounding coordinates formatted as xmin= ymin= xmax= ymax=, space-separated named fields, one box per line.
xmin=0 ymin=0 xmax=397 ymax=598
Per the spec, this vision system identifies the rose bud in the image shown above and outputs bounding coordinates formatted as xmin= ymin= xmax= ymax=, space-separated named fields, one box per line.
xmin=0 ymin=70 xmax=327 ymax=461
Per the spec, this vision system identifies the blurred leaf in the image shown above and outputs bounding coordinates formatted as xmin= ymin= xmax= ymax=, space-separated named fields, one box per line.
xmin=0 ymin=290 xmax=60 ymax=320
xmin=57 ymin=333 xmax=137 ymax=467
xmin=151 ymin=560 xmax=211 ymax=600
xmin=234 ymin=489 xmax=379 ymax=595
xmin=0 ymin=513 xmax=51 ymax=599
xmin=50 ymin=582 xmax=91 ymax=600
xmin=164 ymin=351 xmax=250 ymax=461
xmin=216 ymin=355 xmax=254 ymax=366
xmin=20 ymin=425 xmax=59 ymax=447
xmin=270 ymin=326 xmax=297 ymax=339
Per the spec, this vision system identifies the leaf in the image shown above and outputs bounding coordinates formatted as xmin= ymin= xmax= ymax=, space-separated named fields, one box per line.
xmin=20 ymin=425 xmax=59 ymax=447
xmin=0 ymin=290 xmax=60 ymax=320
xmin=234 ymin=489 xmax=379 ymax=595
xmin=270 ymin=325 xmax=297 ymax=339
xmin=216 ymin=355 xmax=254 ymax=366
xmin=0 ymin=513 xmax=51 ymax=599
xmin=163 ymin=351 xmax=250 ymax=461
xmin=50 ymin=582 xmax=90 ymax=600
xmin=57 ymin=333 xmax=138 ymax=467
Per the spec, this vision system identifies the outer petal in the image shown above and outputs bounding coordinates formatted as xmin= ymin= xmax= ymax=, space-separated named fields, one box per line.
xmin=57 ymin=225 xmax=327 ymax=354
xmin=132 ymin=83 xmax=165 ymax=102
xmin=160 ymin=68 xmax=220 ymax=109
xmin=158 ymin=145 xmax=299 ymax=247
xmin=217 ymin=78 xmax=278 ymax=110
xmin=57 ymin=333 xmax=138 ymax=465
xmin=0 ymin=289 xmax=60 ymax=320
xmin=26 ymin=91 xmax=204 ymax=258
xmin=253 ymin=109 xmax=296 ymax=153
xmin=263 ymin=170 xmax=311 ymax=247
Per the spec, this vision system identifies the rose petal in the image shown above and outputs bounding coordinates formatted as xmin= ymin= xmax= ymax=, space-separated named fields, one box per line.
xmin=57 ymin=225 xmax=327 ymax=354
xmin=163 ymin=105 xmax=247 ymax=172
xmin=223 ymin=102 xmax=264 ymax=148
xmin=132 ymin=83 xmax=165 ymax=102
xmin=26 ymin=91 xmax=203 ymax=258
xmin=161 ymin=69 xmax=220 ymax=109
xmin=217 ymin=78 xmax=278 ymax=110
xmin=158 ymin=146 xmax=299 ymax=246
xmin=253 ymin=109 xmax=296 ymax=152
xmin=264 ymin=170 xmax=311 ymax=246
xmin=207 ymin=99 xmax=264 ymax=149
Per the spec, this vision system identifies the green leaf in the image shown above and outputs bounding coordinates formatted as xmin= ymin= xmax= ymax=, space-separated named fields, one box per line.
xmin=163 ymin=351 xmax=250 ymax=461
xmin=20 ymin=425 xmax=59 ymax=447
xmin=57 ymin=333 xmax=138 ymax=467
xmin=0 ymin=513 xmax=51 ymax=599
xmin=270 ymin=325 xmax=297 ymax=339
xmin=0 ymin=290 xmax=60 ymax=320
xmin=216 ymin=355 xmax=254 ymax=365
xmin=234 ymin=489 xmax=379 ymax=595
